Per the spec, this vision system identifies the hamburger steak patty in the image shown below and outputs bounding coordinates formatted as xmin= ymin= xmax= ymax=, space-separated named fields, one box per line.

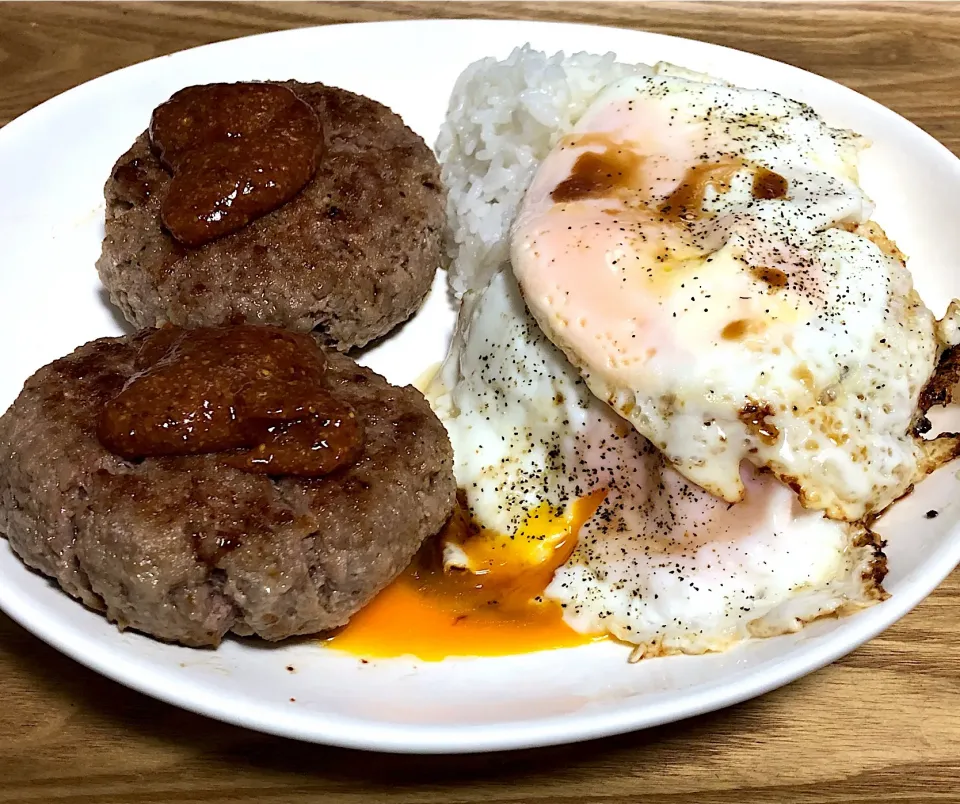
xmin=0 ymin=332 xmax=456 ymax=647
xmin=97 ymin=82 xmax=445 ymax=350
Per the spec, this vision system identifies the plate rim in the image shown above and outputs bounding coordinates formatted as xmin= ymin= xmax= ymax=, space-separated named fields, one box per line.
xmin=1 ymin=17 xmax=959 ymax=754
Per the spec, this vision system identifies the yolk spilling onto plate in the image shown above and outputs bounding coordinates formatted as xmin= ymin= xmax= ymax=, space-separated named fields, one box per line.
xmin=325 ymin=490 xmax=608 ymax=660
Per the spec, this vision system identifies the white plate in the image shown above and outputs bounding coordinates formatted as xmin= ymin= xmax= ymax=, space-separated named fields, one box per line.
xmin=1 ymin=19 xmax=959 ymax=754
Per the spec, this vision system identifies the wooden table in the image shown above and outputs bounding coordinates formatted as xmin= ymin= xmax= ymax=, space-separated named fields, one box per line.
xmin=0 ymin=2 xmax=957 ymax=801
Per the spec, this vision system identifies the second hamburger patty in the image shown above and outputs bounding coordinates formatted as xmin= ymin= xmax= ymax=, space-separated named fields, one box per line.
xmin=97 ymin=82 xmax=445 ymax=350
xmin=0 ymin=329 xmax=456 ymax=647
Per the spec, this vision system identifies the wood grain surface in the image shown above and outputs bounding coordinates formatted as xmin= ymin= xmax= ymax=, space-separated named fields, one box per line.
xmin=0 ymin=2 xmax=958 ymax=802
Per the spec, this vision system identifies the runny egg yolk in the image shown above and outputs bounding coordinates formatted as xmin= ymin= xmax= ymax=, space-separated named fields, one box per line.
xmin=325 ymin=490 xmax=608 ymax=660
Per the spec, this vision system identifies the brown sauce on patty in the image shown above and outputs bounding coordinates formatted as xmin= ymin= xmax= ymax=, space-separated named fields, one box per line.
xmin=98 ymin=325 xmax=362 ymax=476
xmin=150 ymin=83 xmax=323 ymax=247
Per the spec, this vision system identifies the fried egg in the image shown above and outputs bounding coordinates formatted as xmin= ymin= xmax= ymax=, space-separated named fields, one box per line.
xmin=510 ymin=68 xmax=960 ymax=521
xmin=429 ymin=268 xmax=885 ymax=654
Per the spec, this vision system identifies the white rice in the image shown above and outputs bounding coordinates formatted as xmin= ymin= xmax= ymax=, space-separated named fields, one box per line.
xmin=436 ymin=45 xmax=650 ymax=297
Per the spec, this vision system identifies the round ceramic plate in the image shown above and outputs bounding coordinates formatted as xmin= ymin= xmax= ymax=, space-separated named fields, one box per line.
xmin=1 ymin=19 xmax=959 ymax=754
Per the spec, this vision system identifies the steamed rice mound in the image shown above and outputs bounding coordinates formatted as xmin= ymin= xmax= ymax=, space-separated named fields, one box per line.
xmin=436 ymin=46 xmax=650 ymax=297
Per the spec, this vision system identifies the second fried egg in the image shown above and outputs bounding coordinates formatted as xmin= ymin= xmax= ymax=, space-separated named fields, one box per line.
xmin=429 ymin=268 xmax=885 ymax=655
